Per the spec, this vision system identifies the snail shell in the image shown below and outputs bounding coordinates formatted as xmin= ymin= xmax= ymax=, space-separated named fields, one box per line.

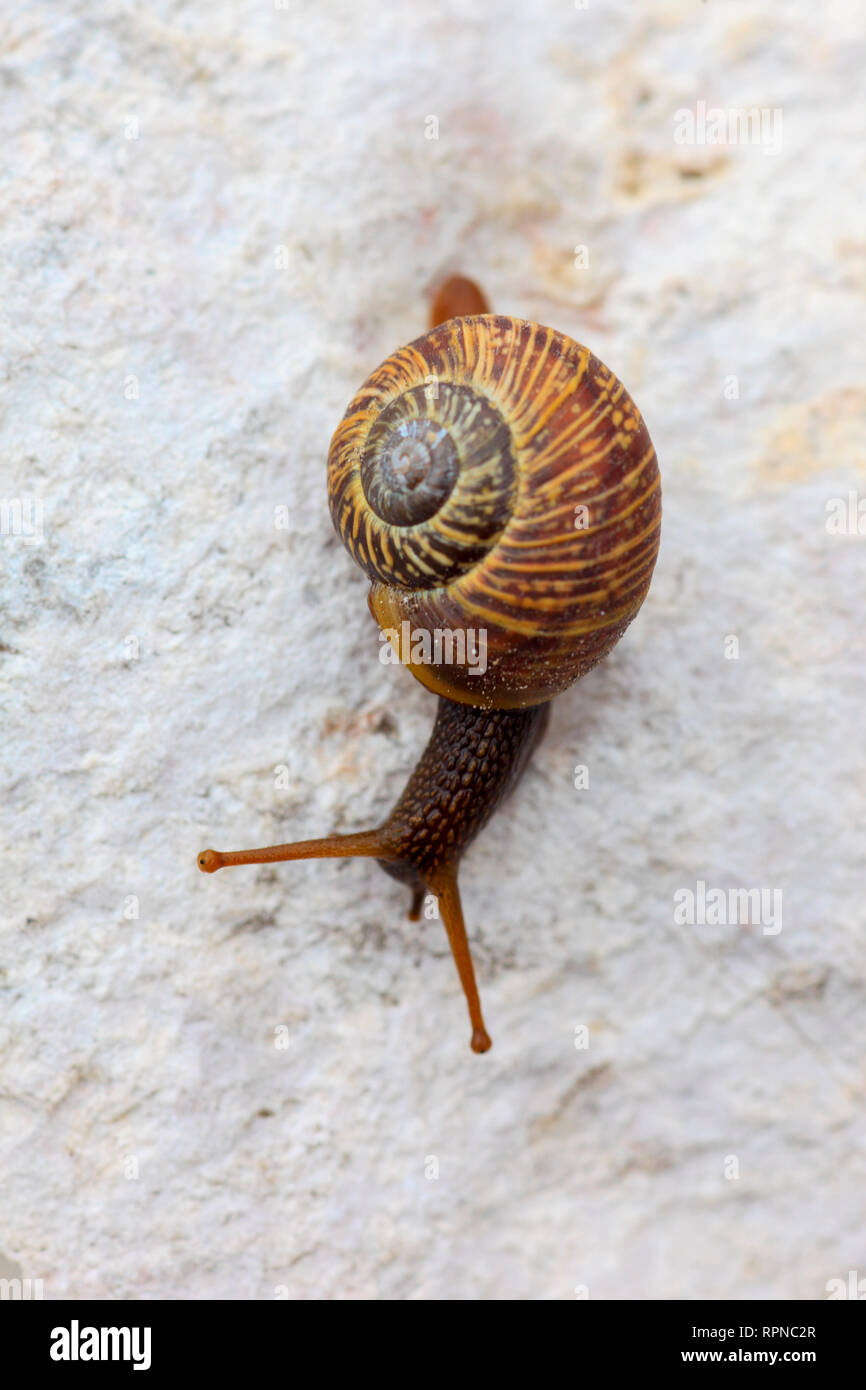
xmin=328 ymin=316 xmax=661 ymax=708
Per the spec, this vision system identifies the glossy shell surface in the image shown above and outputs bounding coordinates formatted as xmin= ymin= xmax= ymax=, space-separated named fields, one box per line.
xmin=328 ymin=315 xmax=661 ymax=707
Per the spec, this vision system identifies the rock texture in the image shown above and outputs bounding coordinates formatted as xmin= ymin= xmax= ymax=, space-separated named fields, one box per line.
xmin=1 ymin=0 xmax=864 ymax=1300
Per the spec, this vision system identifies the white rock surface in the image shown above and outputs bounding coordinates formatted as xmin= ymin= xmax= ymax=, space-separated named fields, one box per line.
xmin=1 ymin=0 xmax=864 ymax=1300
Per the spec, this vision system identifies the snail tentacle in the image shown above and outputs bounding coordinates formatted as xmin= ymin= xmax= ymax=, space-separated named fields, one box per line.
xmin=197 ymin=692 xmax=548 ymax=1049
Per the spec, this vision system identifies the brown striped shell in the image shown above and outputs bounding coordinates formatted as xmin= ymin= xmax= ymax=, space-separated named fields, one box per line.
xmin=327 ymin=315 xmax=661 ymax=709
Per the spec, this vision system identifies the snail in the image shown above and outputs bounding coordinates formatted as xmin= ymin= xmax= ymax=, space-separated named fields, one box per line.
xmin=198 ymin=274 xmax=661 ymax=1054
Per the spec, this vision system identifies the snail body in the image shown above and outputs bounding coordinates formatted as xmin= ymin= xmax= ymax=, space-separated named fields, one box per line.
xmin=199 ymin=275 xmax=661 ymax=1053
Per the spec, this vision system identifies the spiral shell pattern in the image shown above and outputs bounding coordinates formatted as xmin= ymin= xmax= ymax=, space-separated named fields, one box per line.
xmin=328 ymin=315 xmax=661 ymax=708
